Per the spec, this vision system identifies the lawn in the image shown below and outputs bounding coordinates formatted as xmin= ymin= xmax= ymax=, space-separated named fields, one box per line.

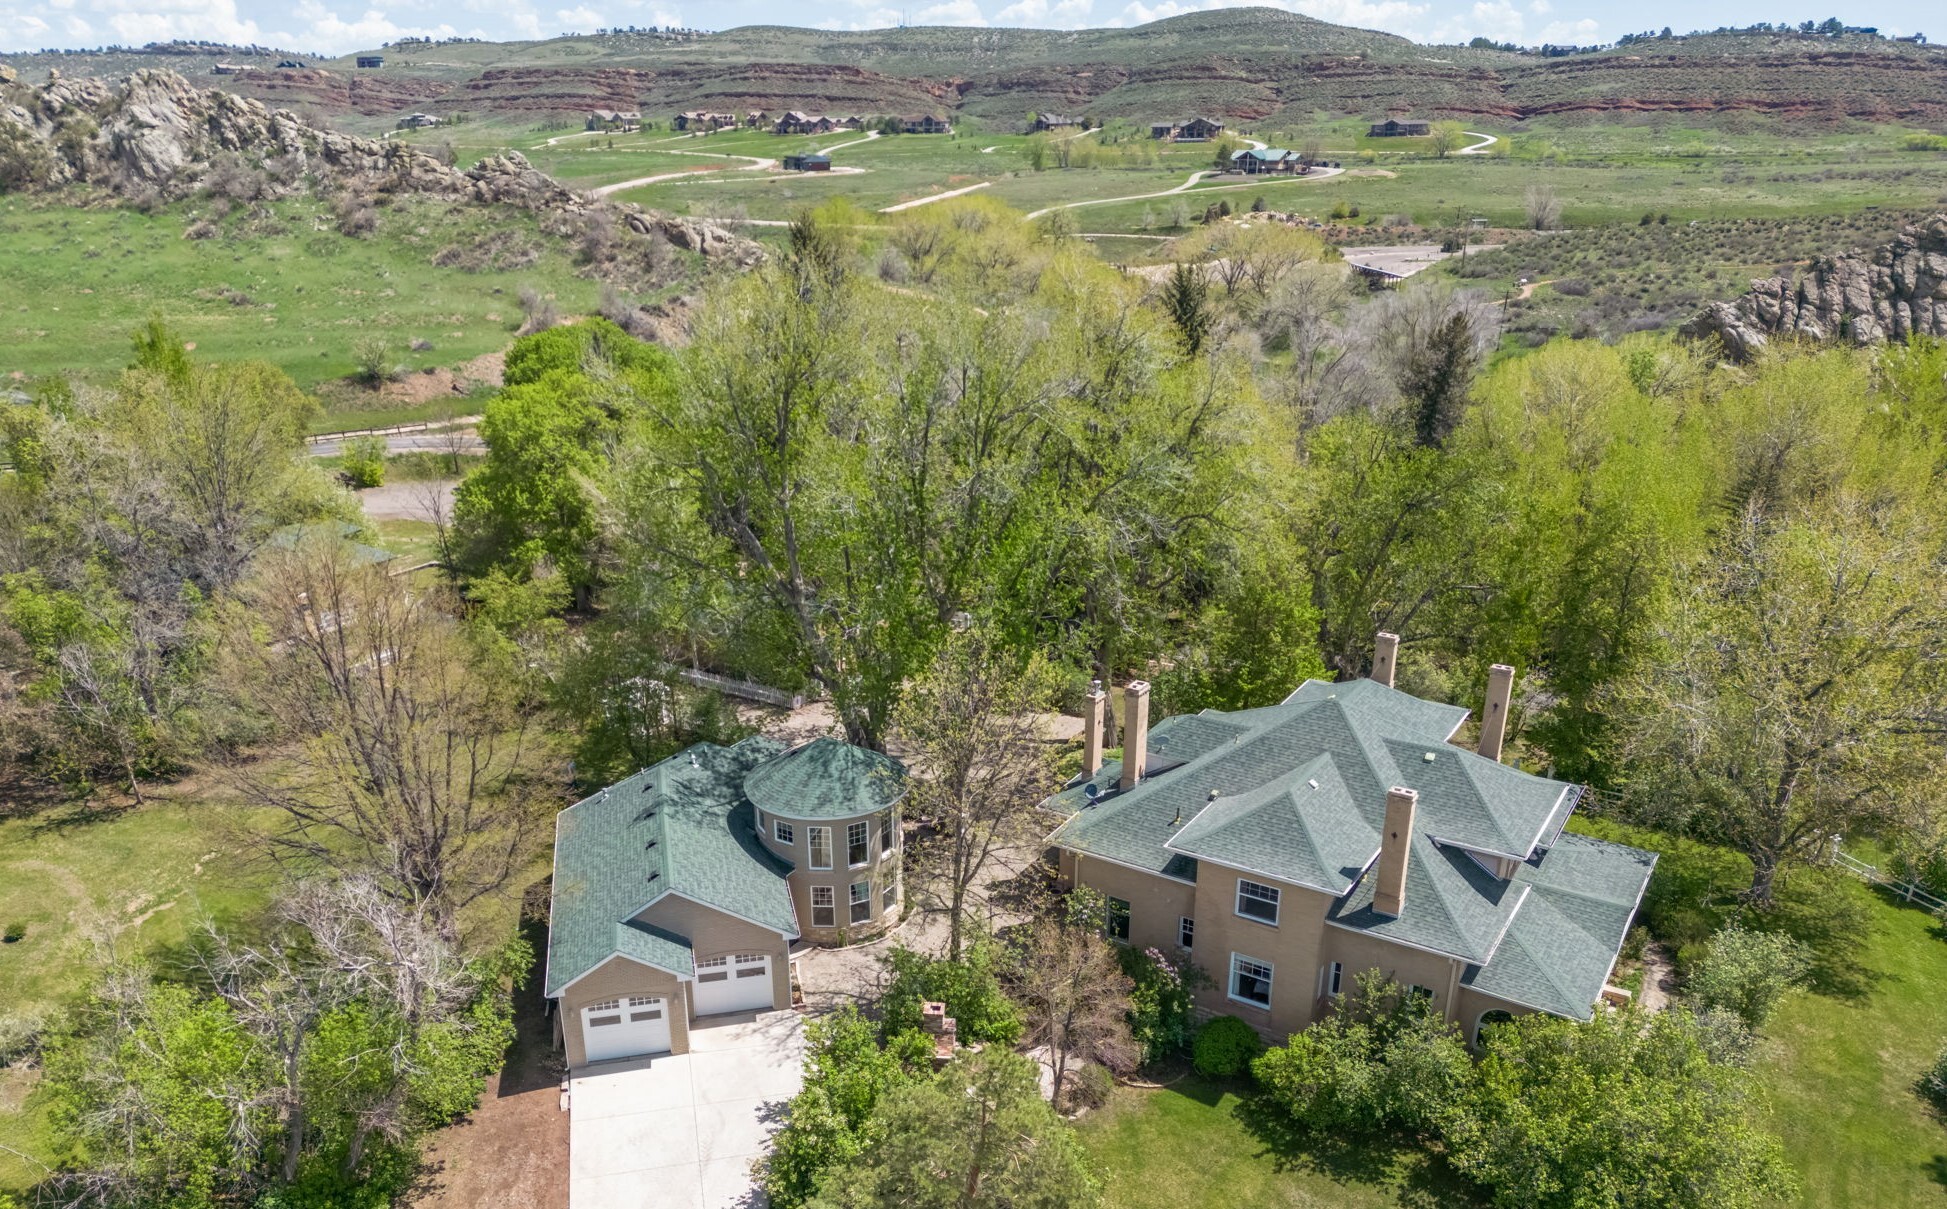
xmin=0 ymin=793 xmax=281 ymax=1193
xmin=1572 ymin=816 xmax=1947 ymax=1207
xmin=1078 ymin=1073 xmax=1482 ymax=1208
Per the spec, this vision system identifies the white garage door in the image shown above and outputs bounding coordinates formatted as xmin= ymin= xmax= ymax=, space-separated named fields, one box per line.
xmin=580 ymin=995 xmax=671 ymax=1063
xmin=692 ymin=952 xmax=774 ymax=1016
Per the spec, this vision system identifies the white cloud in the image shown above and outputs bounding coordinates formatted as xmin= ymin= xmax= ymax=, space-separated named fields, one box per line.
xmin=1527 ymin=0 xmax=1548 ymax=12
xmin=1113 ymin=0 xmax=1430 ymax=39
xmin=912 ymin=0 xmax=986 ymax=23
xmin=556 ymin=3 xmax=602 ymax=28
xmin=993 ymin=0 xmax=1094 ymax=25
xmin=0 ymin=11 xmax=51 ymax=45
xmin=1430 ymin=0 xmax=1522 ymax=42
xmin=1537 ymin=15 xmax=1597 ymax=40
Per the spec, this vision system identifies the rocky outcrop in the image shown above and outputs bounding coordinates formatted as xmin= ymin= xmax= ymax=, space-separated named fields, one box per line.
xmin=0 ymin=69 xmax=763 ymax=266
xmin=1684 ymin=215 xmax=1947 ymax=359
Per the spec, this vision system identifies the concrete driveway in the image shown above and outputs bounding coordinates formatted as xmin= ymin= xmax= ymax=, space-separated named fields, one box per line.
xmin=568 ymin=1010 xmax=806 ymax=1209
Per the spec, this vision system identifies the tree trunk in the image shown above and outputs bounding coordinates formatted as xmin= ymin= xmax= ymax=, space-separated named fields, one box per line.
xmin=1744 ymin=849 xmax=1780 ymax=908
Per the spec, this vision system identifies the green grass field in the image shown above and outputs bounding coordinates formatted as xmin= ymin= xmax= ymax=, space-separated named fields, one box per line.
xmin=0 ymin=192 xmax=604 ymax=397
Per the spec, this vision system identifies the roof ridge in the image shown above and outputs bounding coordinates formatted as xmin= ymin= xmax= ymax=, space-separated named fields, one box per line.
xmin=1503 ymin=892 xmax=1598 ymax=1010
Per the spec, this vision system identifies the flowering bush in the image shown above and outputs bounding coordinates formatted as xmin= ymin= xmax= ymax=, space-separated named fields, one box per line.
xmin=1119 ymin=946 xmax=1202 ymax=1066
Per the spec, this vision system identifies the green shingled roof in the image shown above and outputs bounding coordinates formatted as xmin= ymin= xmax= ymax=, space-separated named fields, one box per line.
xmin=1045 ymin=677 xmax=1652 ymax=990
xmin=743 ymin=736 xmax=907 ymax=821
xmin=545 ymin=736 xmax=803 ymax=998
xmin=1462 ymin=833 xmax=1657 ymax=1020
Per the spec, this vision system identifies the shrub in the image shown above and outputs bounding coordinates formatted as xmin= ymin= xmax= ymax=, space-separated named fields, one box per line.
xmin=2 ymin=921 xmax=23 ymax=943
xmin=350 ymin=336 xmax=396 ymax=388
xmin=1071 ymin=1060 xmax=1116 ymax=1110
xmin=879 ymin=939 xmax=1023 ymax=1046
xmin=1119 ymin=946 xmax=1201 ymax=1066
xmin=1192 ymin=1015 xmax=1262 ymax=1077
xmin=1685 ymin=922 xmax=1810 ymax=1031
xmin=339 ymin=436 xmax=387 ymax=489
xmin=1921 ymin=1045 xmax=1947 ymax=1114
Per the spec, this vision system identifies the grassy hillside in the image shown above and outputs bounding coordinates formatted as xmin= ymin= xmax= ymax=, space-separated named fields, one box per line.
xmin=0 ymin=193 xmax=610 ymax=397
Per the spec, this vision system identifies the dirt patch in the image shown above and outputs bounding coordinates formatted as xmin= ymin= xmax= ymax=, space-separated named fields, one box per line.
xmin=412 ymin=918 xmax=568 ymax=1209
xmin=357 ymin=479 xmax=455 ymax=525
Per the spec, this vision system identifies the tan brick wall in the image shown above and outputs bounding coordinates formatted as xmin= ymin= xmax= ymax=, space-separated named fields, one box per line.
xmin=636 ymin=894 xmax=792 ymax=1016
xmin=776 ymin=809 xmax=902 ymax=945
xmin=559 ymin=956 xmax=690 ymax=1066
xmin=1454 ymin=985 xmax=1541 ymax=1045
xmin=1185 ymin=868 xmax=1338 ymax=1040
xmin=1319 ymin=929 xmax=1466 ymax=1024
xmin=1072 ymin=853 xmax=1195 ymax=957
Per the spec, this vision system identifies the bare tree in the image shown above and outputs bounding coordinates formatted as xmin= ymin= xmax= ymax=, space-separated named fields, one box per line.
xmin=896 ymin=627 xmax=1059 ymax=961
xmin=222 ymin=537 xmax=545 ymax=939
xmin=1011 ymin=892 xmax=1138 ymax=1109
xmin=1524 ymin=184 xmax=1564 ymax=230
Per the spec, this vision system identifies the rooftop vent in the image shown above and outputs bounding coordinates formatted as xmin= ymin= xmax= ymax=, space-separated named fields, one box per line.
xmin=1307 ymin=778 xmax=1319 ymax=789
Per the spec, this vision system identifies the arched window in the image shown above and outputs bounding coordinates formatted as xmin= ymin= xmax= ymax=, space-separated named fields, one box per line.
xmin=1475 ymin=1009 xmax=1516 ymax=1047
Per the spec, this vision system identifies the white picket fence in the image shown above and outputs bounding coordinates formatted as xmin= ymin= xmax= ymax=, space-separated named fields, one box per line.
xmin=1831 ymin=848 xmax=1947 ymax=913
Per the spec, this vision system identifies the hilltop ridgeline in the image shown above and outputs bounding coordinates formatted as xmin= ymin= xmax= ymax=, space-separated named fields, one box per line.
xmin=1684 ymin=215 xmax=1947 ymax=359
xmin=5 ymin=9 xmax=1945 ymax=127
xmin=0 ymin=69 xmax=763 ymax=265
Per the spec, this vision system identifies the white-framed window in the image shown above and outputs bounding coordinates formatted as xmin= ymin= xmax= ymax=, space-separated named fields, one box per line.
xmin=697 ymin=955 xmax=729 ymax=983
xmin=1236 ymin=878 xmax=1281 ymax=925
xmin=880 ymin=811 xmax=896 ymax=857
xmin=850 ymin=880 xmax=872 ymax=924
xmin=847 ymin=821 xmax=870 ymax=867
xmin=1229 ymin=953 xmax=1273 ymax=1009
xmin=1179 ymin=917 xmax=1195 ymax=949
xmin=774 ymin=819 xmax=796 ymax=845
xmin=1325 ymin=961 xmax=1344 ymax=997
xmin=882 ymin=869 xmax=898 ymax=912
xmin=1409 ymin=984 xmax=1434 ymax=1005
xmin=589 ymin=998 xmax=620 ymax=1012
xmin=809 ymin=826 xmax=832 ymax=870
xmin=735 ymin=953 xmax=769 ymax=978
xmin=811 ymin=885 xmax=835 ymax=927
xmin=1105 ymin=896 xmax=1131 ymax=941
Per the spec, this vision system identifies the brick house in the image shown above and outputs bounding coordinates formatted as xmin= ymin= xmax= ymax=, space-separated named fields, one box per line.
xmin=1044 ymin=637 xmax=1655 ymax=1044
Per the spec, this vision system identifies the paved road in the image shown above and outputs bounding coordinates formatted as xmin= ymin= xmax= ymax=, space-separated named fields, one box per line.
xmin=1339 ymin=243 xmax=1504 ymax=280
xmin=1024 ymin=162 xmax=1345 ymax=220
xmin=880 ymin=180 xmax=992 ymax=213
xmin=593 ymin=150 xmax=780 ymax=197
xmin=309 ymin=430 xmax=482 ymax=458
xmin=1458 ymin=131 xmax=1498 ymax=155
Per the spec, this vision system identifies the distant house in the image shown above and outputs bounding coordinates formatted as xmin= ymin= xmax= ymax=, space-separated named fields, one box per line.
xmin=275 ymin=59 xmax=307 ymax=69
xmin=1230 ymin=147 xmax=1303 ymax=175
xmin=1152 ymin=117 xmax=1225 ymax=142
xmin=1033 ymin=113 xmax=1081 ymax=131
xmin=782 ymin=153 xmax=832 ymax=172
xmin=774 ymin=110 xmax=837 ymax=134
xmin=211 ymin=63 xmax=250 ymax=75
xmin=745 ymin=110 xmax=768 ymax=127
xmin=355 ymin=55 xmax=384 ymax=69
xmin=1369 ymin=118 xmax=1432 ymax=137
xmin=397 ymin=112 xmax=442 ymax=130
xmin=674 ymin=110 xmax=736 ymax=131
xmin=900 ymin=114 xmax=953 ymax=135
xmin=587 ymin=108 xmax=641 ymax=132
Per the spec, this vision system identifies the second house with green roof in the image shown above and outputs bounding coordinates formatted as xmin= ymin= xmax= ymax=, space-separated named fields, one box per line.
xmin=544 ymin=736 xmax=906 ymax=1066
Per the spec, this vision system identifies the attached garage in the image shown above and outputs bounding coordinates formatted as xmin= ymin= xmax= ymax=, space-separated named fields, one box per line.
xmin=692 ymin=952 xmax=776 ymax=1016
xmin=580 ymin=995 xmax=672 ymax=1063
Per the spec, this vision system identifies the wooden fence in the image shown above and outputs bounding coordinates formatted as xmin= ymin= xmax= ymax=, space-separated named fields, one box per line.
xmin=678 ymin=668 xmax=807 ymax=710
xmin=1830 ymin=848 xmax=1947 ymax=913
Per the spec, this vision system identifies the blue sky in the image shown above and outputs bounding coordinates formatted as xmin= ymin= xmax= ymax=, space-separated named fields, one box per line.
xmin=1 ymin=0 xmax=1931 ymax=57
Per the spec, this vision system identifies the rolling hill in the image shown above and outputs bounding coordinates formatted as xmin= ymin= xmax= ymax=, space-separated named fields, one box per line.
xmin=6 ymin=8 xmax=1946 ymax=130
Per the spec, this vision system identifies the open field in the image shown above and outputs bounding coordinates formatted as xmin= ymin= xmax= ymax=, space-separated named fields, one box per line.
xmin=0 ymin=193 xmax=605 ymax=401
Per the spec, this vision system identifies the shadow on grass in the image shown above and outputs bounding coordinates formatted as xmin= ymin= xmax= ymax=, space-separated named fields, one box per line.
xmin=1928 ymin=1153 xmax=1947 ymax=1193
xmin=497 ymin=913 xmax=568 ymax=1097
xmin=1231 ymin=1090 xmax=1486 ymax=1208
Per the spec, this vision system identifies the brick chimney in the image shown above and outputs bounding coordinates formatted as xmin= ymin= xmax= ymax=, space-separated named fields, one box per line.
xmin=1371 ymin=631 xmax=1399 ymax=689
xmin=1478 ymin=663 xmax=1515 ymax=763
xmin=1082 ymin=681 xmax=1107 ymax=777
xmin=1119 ymin=680 xmax=1151 ymax=793
xmin=1373 ymin=786 xmax=1417 ymax=918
